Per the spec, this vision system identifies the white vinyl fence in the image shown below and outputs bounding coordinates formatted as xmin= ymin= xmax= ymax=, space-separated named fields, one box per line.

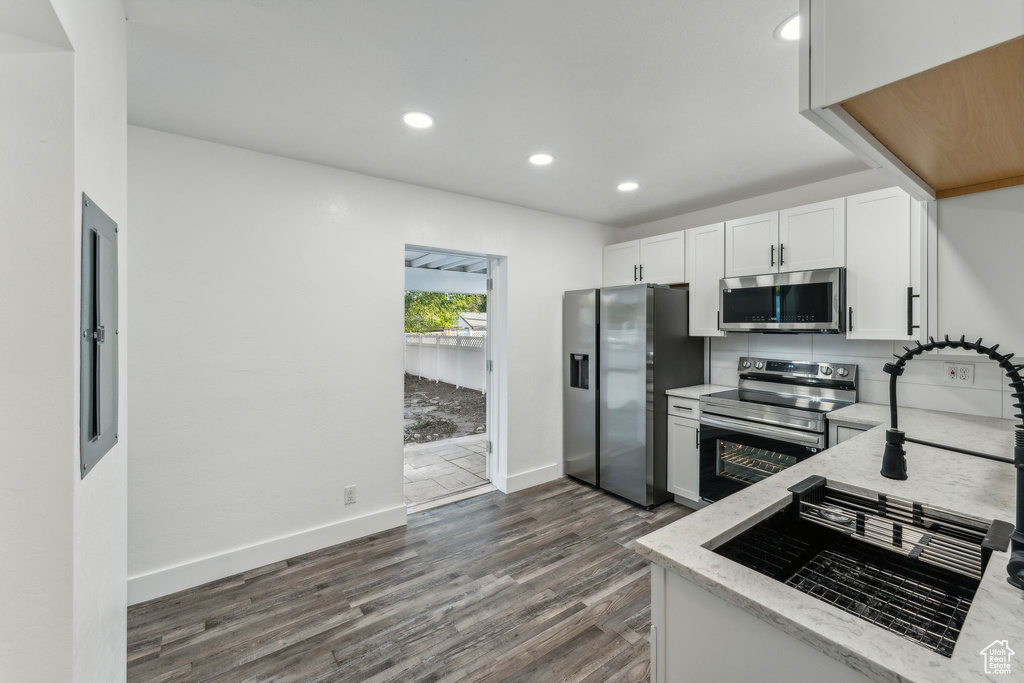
xmin=404 ymin=334 xmax=486 ymax=392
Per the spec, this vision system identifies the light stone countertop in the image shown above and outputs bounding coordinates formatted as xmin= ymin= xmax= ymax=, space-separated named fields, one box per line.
xmin=829 ymin=401 xmax=1015 ymax=430
xmin=665 ymin=384 xmax=732 ymax=400
xmin=637 ymin=407 xmax=1022 ymax=682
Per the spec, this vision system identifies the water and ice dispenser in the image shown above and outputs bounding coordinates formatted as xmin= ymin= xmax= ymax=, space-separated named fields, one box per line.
xmin=569 ymin=353 xmax=590 ymax=390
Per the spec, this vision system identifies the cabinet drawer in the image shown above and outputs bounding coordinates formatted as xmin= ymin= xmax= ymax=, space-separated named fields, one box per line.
xmin=667 ymin=398 xmax=699 ymax=418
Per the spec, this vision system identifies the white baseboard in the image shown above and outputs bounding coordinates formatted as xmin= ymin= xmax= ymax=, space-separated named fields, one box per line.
xmin=504 ymin=463 xmax=559 ymax=494
xmin=127 ymin=505 xmax=407 ymax=605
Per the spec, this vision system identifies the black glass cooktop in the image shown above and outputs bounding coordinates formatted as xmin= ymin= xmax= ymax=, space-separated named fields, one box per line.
xmin=704 ymin=389 xmax=851 ymax=415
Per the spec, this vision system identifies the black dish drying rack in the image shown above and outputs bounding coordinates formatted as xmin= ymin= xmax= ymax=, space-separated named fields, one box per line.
xmin=713 ymin=476 xmax=1013 ymax=657
xmin=789 ymin=475 xmax=1012 ymax=582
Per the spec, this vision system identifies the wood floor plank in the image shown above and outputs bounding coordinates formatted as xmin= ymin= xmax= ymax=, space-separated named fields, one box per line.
xmin=128 ymin=478 xmax=691 ymax=682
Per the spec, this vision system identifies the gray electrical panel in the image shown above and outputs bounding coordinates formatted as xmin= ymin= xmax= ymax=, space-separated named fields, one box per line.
xmin=80 ymin=194 xmax=118 ymax=478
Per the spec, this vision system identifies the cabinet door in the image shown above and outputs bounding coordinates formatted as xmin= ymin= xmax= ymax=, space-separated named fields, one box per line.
xmin=846 ymin=187 xmax=912 ymax=340
xmin=778 ymin=198 xmax=846 ymax=272
xmin=603 ymin=241 xmax=640 ymax=287
xmin=685 ymin=223 xmax=725 ymax=337
xmin=667 ymin=416 xmax=700 ymax=501
xmin=639 ymin=231 xmax=685 ymax=284
xmin=725 ymin=212 xmax=779 ymax=276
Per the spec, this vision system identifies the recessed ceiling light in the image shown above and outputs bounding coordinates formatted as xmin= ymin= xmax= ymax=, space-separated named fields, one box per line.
xmin=402 ymin=111 xmax=434 ymax=129
xmin=528 ymin=153 xmax=555 ymax=166
xmin=774 ymin=13 xmax=800 ymax=42
xmin=617 ymin=181 xmax=639 ymax=192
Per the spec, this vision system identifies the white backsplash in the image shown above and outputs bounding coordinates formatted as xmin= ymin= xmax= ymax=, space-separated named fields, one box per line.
xmin=708 ymin=334 xmax=1017 ymax=420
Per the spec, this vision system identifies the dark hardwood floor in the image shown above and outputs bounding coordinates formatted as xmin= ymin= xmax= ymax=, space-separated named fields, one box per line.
xmin=127 ymin=479 xmax=692 ymax=682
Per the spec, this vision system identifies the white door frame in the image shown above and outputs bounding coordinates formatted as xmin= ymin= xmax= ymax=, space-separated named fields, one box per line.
xmin=403 ymin=245 xmax=508 ymax=492
xmin=485 ymin=255 xmax=508 ymax=491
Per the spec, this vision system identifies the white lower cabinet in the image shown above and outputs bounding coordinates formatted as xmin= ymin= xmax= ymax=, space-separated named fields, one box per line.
xmin=650 ymin=564 xmax=872 ymax=683
xmin=666 ymin=415 xmax=699 ymax=502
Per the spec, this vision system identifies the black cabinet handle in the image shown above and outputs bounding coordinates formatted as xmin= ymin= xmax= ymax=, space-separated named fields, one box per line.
xmin=780 ymin=243 xmax=785 ymax=266
xmin=907 ymin=286 xmax=920 ymax=337
xmin=639 ymin=264 xmax=644 ymax=281
xmin=634 ymin=265 xmax=638 ymax=282
xmin=695 ymin=427 xmax=700 ymax=448
xmin=848 ymin=307 xmax=853 ymax=332
xmin=770 ymin=244 xmax=775 ymax=268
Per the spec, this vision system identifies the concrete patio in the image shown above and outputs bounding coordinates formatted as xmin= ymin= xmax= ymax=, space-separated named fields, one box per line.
xmin=403 ymin=433 xmax=489 ymax=504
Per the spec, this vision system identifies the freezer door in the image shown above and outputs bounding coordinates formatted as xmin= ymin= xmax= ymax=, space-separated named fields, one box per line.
xmin=599 ymin=285 xmax=652 ymax=505
xmin=563 ymin=289 xmax=598 ymax=485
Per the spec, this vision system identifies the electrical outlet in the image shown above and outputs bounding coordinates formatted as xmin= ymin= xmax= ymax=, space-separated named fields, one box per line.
xmin=944 ymin=363 xmax=975 ymax=385
xmin=344 ymin=485 xmax=357 ymax=505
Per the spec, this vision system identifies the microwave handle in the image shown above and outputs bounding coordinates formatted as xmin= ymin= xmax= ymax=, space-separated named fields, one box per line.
xmin=699 ymin=415 xmax=824 ymax=448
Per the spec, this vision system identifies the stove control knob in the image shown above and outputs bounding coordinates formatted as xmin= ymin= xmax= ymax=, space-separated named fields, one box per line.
xmin=742 ymin=360 xmax=752 ymax=369
xmin=837 ymin=367 xmax=849 ymax=377
xmin=820 ymin=366 xmax=833 ymax=376
xmin=754 ymin=361 xmax=764 ymax=370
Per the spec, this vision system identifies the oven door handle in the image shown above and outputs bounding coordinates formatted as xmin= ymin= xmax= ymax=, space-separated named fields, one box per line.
xmin=698 ymin=415 xmax=824 ymax=448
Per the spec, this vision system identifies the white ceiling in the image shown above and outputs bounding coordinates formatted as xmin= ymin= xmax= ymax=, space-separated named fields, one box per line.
xmin=124 ymin=0 xmax=866 ymax=227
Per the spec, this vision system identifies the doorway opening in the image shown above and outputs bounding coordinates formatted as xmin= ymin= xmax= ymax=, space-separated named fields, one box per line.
xmin=403 ymin=246 xmax=498 ymax=510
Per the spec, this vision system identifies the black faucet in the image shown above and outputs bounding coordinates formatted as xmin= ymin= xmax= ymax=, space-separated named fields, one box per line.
xmin=880 ymin=335 xmax=1024 ymax=590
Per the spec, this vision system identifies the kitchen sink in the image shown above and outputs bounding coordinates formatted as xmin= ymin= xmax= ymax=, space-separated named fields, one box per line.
xmin=712 ymin=476 xmax=1012 ymax=657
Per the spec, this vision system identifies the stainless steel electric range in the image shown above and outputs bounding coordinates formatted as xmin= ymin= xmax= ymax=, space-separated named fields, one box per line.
xmin=698 ymin=357 xmax=858 ymax=503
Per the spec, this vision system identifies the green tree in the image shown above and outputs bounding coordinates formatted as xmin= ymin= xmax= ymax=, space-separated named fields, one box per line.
xmin=404 ymin=292 xmax=486 ymax=333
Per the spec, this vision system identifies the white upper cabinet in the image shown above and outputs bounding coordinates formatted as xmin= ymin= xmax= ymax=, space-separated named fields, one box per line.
xmin=639 ymin=232 xmax=686 ymax=285
xmin=724 ymin=212 xmax=780 ymax=277
xmin=778 ymin=198 xmax=846 ymax=272
xmin=685 ymin=223 xmax=725 ymax=337
xmin=603 ymin=241 xmax=641 ymax=287
xmin=603 ymin=232 xmax=685 ymax=287
xmin=846 ymin=187 xmax=913 ymax=340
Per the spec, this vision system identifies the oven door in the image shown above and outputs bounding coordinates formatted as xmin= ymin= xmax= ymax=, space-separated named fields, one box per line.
xmin=698 ymin=414 xmax=823 ymax=503
xmin=719 ymin=267 xmax=843 ymax=333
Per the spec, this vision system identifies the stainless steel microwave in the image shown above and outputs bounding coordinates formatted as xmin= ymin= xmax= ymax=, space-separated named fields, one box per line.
xmin=719 ymin=267 xmax=844 ymax=333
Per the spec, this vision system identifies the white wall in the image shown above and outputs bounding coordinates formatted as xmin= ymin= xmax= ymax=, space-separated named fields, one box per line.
xmin=71 ymin=1 xmax=129 ymax=680
xmin=0 ymin=2 xmax=128 ymax=681
xmin=933 ymin=184 xmax=1024 ymax=424
xmin=127 ymin=126 xmax=615 ymax=602
xmin=621 ymin=168 xmax=892 ymax=238
xmin=0 ymin=43 xmax=76 ymax=683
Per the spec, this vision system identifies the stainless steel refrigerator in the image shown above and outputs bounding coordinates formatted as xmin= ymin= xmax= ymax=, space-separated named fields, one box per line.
xmin=563 ymin=284 xmax=704 ymax=508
